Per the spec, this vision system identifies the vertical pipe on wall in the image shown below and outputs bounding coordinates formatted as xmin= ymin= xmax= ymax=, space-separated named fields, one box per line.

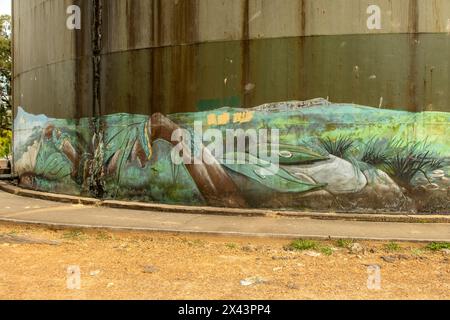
xmin=92 ymin=0 xmax=103 ymax=117
xmin=10 ymin=0 xmax=15 ymax=174
xmin=241 ymin=0 xmax=250 ymax=108
xmin=407 ymin=0 xmax=420 ymax=112
xmin=89 ymin=0 xmax=104 ymax=197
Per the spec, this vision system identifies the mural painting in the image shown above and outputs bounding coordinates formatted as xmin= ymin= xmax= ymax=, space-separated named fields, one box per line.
xmin=13 ymin=98 xmax=450 ymax=214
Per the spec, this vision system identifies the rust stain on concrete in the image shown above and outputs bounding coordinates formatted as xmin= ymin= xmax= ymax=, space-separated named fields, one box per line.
xmin=407 ymin=0 xmax=420 ymax=112
xmin=241 ymin=0 xmax=250 ymax=108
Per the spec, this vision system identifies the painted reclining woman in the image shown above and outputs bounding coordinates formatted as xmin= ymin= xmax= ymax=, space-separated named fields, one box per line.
xmin=18 ymin=112 xmax=327 ymax=208
xmin=102 ymin=113 xmax=328 ymax=208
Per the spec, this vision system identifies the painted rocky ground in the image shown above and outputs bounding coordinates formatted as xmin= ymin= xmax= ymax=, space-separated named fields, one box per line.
xmin=171 ymin=100 xmax=450 ymax=213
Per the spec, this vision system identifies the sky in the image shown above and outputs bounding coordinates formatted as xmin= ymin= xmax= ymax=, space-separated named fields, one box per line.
xmin=0 ymin=0 xmax=11 ymax=15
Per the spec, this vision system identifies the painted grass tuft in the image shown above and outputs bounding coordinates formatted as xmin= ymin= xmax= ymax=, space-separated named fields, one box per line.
xmin=384 ymin=140 xmax=445 ymax=188
xmin=319 ymin=136 xmax=355 ymax=160
xmin=360 ymin=138 xmax=389 ymax=167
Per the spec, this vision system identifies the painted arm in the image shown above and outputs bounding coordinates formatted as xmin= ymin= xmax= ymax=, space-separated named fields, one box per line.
xmin=150 ymin=113 xmax=248 ymax=208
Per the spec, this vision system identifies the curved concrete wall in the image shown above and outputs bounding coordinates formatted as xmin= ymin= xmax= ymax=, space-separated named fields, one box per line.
xmin=12 ymin=0 xmax=450 ymax=214
xmin=13 ymin=0 xmax=450 ymax=118
xmin=100 ymin=0 xmax=450 ymax=114
xmin=13 ymin=0 xmax=92 ymax=118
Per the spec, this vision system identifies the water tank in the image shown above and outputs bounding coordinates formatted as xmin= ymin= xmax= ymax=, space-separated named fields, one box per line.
xmin=12 ymin=0 xmax=450 ymax=213
xmin=13 ymin=0 xmax=450 ymax=116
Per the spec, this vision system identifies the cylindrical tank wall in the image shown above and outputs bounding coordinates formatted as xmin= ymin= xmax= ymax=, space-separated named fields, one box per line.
xmin=11 ymin=0 xmax=450 ymax=213
xmin=13 ymin=0 xmax=93 ymax=118
xmin=13 ymin=0 xmax=450 ymax=118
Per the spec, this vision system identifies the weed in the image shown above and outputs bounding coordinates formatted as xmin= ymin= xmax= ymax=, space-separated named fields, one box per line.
xmin=96 ymin=231 xmax=112 ymax=241
xmin=287 ymin=239 xmax=318 ymax=251
xmin=384 ymin=242 xmax=401 ymax=252
xmin=336 ymin=239 xmax=354 ymax=248
xmin=63 ymin=229 xmax=86 ymax=240
xmin=286 ymin=239 xmax=335 ymax=256
xmin=226 ymin=243 xmax=238 ymax=249
xmin=426 ymin=242 xmax=450 ymax=251
xmin=320 ymin=246 xmax=334 ymax=256
xmin=187 ymin=239 xmax=205 ymax=247
xmin=411 ymin=248 xmax=423 ymax=256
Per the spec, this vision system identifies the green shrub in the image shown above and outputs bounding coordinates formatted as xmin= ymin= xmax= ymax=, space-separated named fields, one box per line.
xmin=0 ymin=131 xmax=11 ymax=158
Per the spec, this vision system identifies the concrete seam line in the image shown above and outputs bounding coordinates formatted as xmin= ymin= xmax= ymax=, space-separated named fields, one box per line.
xmin=1 ymin=181 xmax=450 ymax=224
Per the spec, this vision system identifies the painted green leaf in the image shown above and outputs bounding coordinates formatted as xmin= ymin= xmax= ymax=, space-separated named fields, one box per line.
xmin=250 ymin=144 xmax=329 ymax=165
xmin=222 ymin=153 xmax=326 ymax=193
xmin=102 ymin=115 xmax=150 ymax=163
xmin=35 ymin=146 xmax=72 ymax=181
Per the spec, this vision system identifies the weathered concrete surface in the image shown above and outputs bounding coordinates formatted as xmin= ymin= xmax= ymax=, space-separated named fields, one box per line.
xmin=2 ymin=181 xmax=450 ymax=223
xmin=13 ymin=0 xmax=450 ymax=120
xmin=13 ymin=0 xmax=93 ymax=119
xmin=1 ymin=190 xmax=450 ymax=242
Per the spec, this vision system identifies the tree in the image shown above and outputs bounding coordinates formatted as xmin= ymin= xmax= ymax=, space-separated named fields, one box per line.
xmin=0 ymin=15 xmax=11 ymax=158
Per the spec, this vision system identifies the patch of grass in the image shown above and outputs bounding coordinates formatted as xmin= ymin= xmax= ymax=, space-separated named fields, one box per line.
xmin=425 ymin=242 xmax=450 ymax=251
xmin=336 ymin=239 xmax=354 ymax=248
xmin=319 ymin=136 xmax=355 ymax=160
xmin=411 ymin=248 xmax=424 ymax=257
xmin=320 ymin=246 xmax=334 ymax=256
xmin=287 ymin=239 xmax=334 ymax=256
xmin=225 ymin=243 xmax=238 ymax=250
xmin=287 ymin=239 xmax=318 ymax=251
xmin=96 ymin=231 xmax=112 ymax=241
xmin=187 ymin=239 xmax=205 ymax=247
xmin=63 ymin=230 xmax=86 ymax=240
xmin=384 ymin=242 xmax=401 ymax=252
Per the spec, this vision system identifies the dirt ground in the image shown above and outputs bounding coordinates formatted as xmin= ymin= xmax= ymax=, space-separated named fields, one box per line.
xmin=0 ymin=222 xmax=449 ymax=300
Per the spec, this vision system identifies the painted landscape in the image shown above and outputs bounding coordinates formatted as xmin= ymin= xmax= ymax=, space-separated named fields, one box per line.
xmin=13 ymin=99 xmax=450 ymax=214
